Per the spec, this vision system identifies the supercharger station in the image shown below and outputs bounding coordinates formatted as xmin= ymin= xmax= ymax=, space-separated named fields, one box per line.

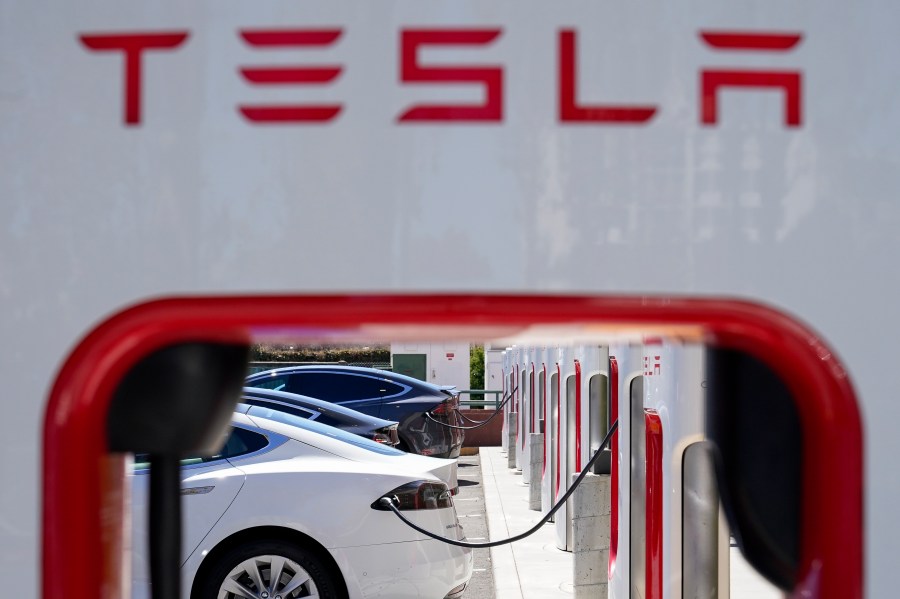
xmin=607 ymin=343 xmax=644 ymax=599
xmin=619 ymin=342 xmax=730 ymax=599
xmin=541 ymin=347 xmax=560 ymax=521
xmin=521 ymin=347 xmax=538 ymax=485
xmin=500 ymin=348 xmax=510 ymax=453
xmin=530 ymin=343 xmax=611 ymax=552
xmin=518 ymin=348 xmax=532 ymax=478
xmin=42 ymin=294 xmax=863 ymax=599
xmin=580 ymin=345 xmax=610 ymax=472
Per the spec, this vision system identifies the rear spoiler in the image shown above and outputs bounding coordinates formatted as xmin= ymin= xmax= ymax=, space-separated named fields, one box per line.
xmin=439 ymin=385 xmax=459 ymax=397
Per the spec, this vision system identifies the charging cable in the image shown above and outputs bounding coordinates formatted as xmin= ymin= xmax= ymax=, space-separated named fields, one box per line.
xmin=379 ymin=420 xmax=617 ymax=548
xmin=426 ymin=387 xmax=518 ymax=431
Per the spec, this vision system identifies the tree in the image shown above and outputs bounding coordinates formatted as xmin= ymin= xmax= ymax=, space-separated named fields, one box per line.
xmin=469 ymin=345 xmax=485 ymax=408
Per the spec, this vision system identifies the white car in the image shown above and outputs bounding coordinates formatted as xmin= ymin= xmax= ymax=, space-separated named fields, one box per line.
xmin=131 ymin=405 xmax=472 ymax=599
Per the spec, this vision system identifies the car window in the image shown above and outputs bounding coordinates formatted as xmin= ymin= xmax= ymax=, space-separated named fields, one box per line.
xmin=132 ymin=426 xmax=269 ymax=470
xmin=210 ymin=427 xmax=269 ymax=460
xmin=247 ymin=405 xmax=404 ymax=456
xmin=243 ymin=397 xmax=318 ymax=420
xmin=313 ymin=413 xmax=343 ymax=427
xmin=249 ymin=375 xmax=288 ymax=391
xmin=285 ymin=372 xmax=404 ymax=400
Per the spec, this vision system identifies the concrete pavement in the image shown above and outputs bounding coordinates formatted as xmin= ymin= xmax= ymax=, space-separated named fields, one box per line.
xmin=478 ymin=445 xmax=780 ymax=599
xmin=480 ymin=446 xmax=573 ymax=599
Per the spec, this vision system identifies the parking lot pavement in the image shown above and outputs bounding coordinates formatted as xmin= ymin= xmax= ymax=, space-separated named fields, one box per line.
xmin=456 ymin=452 xmax=496 ymax=599
xmin=474 ymin=447 xmax=780 ymax=599
xmin=480 ymin=446 xmax=573 ymax=599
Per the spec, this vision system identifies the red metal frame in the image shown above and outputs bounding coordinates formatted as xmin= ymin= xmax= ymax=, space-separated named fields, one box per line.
xmin=608 ymin=356 xmax=619 ymax=579
xmin=645 ymin=409 xmax=663 ymax=599
xmin=43 ymin=294 xmax=863 ymax=599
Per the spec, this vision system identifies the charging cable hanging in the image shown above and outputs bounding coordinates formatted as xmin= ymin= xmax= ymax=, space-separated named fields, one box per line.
xmin=426 ymin=387 xmax=518 ymax=431
xmin=379 ymin=420 xmax=618 ymax=548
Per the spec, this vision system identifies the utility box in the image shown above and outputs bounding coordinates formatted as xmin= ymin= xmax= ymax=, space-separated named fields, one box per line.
xmin=485 ymin=345 xmax=506 ymax=400
xmin=391 ymin=342 xmax=470 ymax=391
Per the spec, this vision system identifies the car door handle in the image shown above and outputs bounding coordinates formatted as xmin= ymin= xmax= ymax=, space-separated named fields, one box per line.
xmin=181 ymin=485 xmax=215 ymax=496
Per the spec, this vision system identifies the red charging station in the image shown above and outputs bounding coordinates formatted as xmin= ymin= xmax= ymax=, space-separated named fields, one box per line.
xmin=42 ymin=294 xmax=863 ymax=599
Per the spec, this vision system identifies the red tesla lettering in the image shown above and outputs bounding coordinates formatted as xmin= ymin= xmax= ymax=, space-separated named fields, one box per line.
xmin=79 ymin=32 xmax=189 ymax=126
xmin=643 ymin=355 xmax=661 ymax=376
xmin=238 ymin=29 xmax=343 ymax=123
xmin=398 ymin=29 xmax=503 ymax=123
xmin=699 ymin=31 xmax=803 ymax=127
xmin=558 ymin=29 xmax=657 ymax=124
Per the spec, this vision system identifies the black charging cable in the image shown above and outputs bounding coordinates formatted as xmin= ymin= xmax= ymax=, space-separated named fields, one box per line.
xmin=454 ymin=388 xmax=516 ymax=424
xmin=425 ymin=387 xmax=518 ymax=431
xmin=379 ymin=420 xmax=618 ymax=548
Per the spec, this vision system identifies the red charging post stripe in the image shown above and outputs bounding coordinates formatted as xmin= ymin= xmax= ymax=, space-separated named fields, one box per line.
xmin=531 ymin=366 xmax=536 ymax=439
xmin=555 ymin=363 xmax=562 ymax=499
xmin=608 ymin=356 xmax=619 ymax=579
xmin=574 ymin=360 xmax=582 ymax=471
xmin=542 ymin=363 xmax=548 ymax=478
xmin=645 ymin=409 xmax=663 ymax=599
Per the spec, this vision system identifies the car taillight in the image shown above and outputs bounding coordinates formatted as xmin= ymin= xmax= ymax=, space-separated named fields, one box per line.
xmin=372 ymin=480 xmax=453 ymax=511
xmin=431 ymin=396 xmax=457 ymax=416
xmin=372 ymin=425 xmax=400 ymax=445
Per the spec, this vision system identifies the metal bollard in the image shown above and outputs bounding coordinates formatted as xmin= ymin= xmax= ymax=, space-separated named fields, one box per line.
xmin=572 ymin=473 xmax=610 ymax=599
xmin=507 ymin=411 xmax=518 ymax=469
xmin=528 ymin=433 xmax=543 ymax=510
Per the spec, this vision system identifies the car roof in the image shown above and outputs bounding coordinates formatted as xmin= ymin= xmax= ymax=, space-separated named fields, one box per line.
xmin=234 ymin=403 xmax=406 ymax=458
xmin=246 ymin=364 xmax=452 ymax=394
xmin=240 ymin=387 xmax=398 ymax=428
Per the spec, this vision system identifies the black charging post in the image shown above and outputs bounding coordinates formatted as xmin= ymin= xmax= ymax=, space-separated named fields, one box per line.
xmin=106 ymin=342 xmax=249 ymax=599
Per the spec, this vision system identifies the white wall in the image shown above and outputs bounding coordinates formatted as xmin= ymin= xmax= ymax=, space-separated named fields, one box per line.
xmin=391 ymin=342 xmax=471 ymax=391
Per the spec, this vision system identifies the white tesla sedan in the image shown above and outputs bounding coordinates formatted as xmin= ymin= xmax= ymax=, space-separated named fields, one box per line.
xmin=131 ymin=404 xmax=472 ymax=599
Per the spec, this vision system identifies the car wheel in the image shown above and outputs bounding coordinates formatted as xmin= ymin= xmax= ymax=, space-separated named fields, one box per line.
xmin=198 ymin=540 xmax=341 ymax=599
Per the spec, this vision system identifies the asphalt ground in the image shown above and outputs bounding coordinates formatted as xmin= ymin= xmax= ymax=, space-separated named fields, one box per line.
xmin=455 ymin=452 xmax=496 ymax=599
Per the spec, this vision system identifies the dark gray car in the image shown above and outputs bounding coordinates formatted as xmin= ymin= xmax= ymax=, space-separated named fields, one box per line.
xmin=240 ymin=387 xmax=400 ymax=446
xmin=245 ymin=365 xmax=464 ymax=458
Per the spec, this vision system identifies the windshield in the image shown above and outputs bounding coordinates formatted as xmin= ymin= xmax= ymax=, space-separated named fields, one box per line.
xmin=246 ymin=405 xmax=404 ymax=456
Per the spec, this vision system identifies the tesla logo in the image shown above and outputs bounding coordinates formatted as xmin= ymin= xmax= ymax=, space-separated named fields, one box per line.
xmin=559 ymin=29 xmax=657 ymax=124
xmin=79 ymin=32 xmax=189 ymax=125
xmin=238 ymin=29 xmax=344 ymax=123
xmin=398 ymin=29 xmax=503 ymax=122
xmin=78 ymin=27 xmax=804 ymax=128
xmin=643 ymin=355 xmax=661 ymax=377
xmin=699 ymin=31 xmax=803 ymax=127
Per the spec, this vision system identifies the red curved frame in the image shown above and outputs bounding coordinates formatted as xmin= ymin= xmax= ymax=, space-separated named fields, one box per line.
xmin=42 ymin=294 xmax=863 ymax=599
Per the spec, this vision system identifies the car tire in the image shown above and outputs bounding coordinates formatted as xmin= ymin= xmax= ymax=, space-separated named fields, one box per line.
xmin=197 ymin=539 xmax=342 ymax=599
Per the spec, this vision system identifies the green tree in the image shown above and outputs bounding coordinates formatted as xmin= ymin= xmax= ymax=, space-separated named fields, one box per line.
xmin=469 ymin=345 xmax=485 ymax=408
